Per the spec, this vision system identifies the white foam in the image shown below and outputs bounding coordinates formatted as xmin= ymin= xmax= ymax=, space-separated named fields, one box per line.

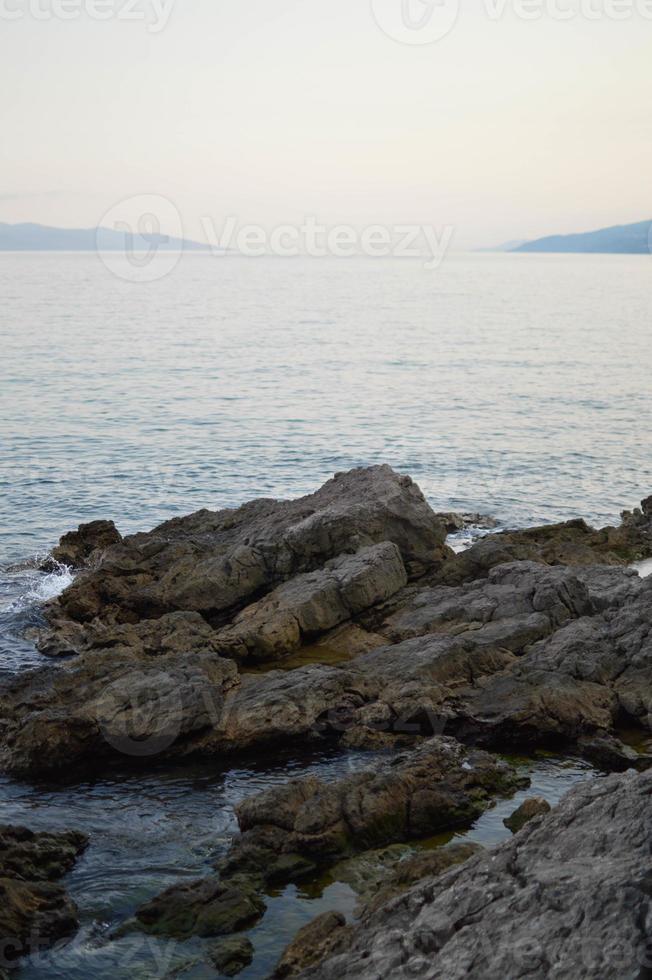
xmin=6 ymin=561 xmax=74 ymax=613
xmin=632 ymin=558 xmax=652 ymax=579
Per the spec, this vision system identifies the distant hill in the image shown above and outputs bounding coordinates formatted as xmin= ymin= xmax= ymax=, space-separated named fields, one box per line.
xmin=0 ymin=222 xmax=210 ymax=251
xmin=515 ymin=220 xmax=652 ymax=255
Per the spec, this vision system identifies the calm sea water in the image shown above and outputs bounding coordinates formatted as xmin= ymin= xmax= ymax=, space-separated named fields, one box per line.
xmin=0 ymin=251 xmax=650 ymax=977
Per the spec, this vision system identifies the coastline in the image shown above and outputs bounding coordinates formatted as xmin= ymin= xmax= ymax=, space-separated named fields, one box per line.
xmin=1 ymin=466 xmax=651 ymax=977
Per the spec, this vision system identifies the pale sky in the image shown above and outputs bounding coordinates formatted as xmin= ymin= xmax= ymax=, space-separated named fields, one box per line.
xmin=1 ymin=0 xmax=651 ymax=248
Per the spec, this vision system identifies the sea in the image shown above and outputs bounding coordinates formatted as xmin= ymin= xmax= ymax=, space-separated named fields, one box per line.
xmin=1 ymin=251 xmax=650 ymax=977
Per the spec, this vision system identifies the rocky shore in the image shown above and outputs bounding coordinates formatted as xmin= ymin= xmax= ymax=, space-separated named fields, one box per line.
xmin=1 ymin=466 xmax=651 ymax=977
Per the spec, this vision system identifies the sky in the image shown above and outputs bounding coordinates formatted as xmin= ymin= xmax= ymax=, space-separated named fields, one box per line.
xmin=1 ymin=0 xmax=651 ymax=249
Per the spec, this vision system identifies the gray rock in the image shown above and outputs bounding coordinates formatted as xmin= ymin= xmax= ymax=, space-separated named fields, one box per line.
xmin=297 ymin=770 xmax=652 ymax=980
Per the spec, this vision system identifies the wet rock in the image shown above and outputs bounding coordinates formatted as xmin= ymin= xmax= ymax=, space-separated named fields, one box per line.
xmin=436 ymin=512 xmax=499 ymax=534
xmin=297 ymin=770 xmax=652 ymax=980
xmin=0 ymin=826 xmax=88 ymax=881
xmin=223 ymin=738 xmax=527 ymax=877
xmin=273 ymin=912 xmax=352 ymax=979
xmin=362 ymin=843 xmax=483 ymax=915
xmin=46 ymin=520 xmax=123 ymax=569
xmin=503 ymin=797 xmax=551 ymax=833
xmin=0 ymin=825 xmax=87 ymax=965
xmin=213 ymin=543 xmax=407 ymax=664
xmin=135 ymin=875 xmax=266 ymax=940
xmin=208 ymin=936 xmax=254 ymax=976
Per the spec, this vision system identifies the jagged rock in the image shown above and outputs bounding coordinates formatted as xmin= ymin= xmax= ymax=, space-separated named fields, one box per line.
xmin=297 ymin=770 xmax=652 ymax=980
xmin=503 ymin=797 xmax=551 ymax=833
xmin=207 ymin=936 xmax=254 ymax=976
xmin=433 ymin=508 xmax=652 ymax=587
xmin=577 ymin=733 xmax=652 ymax=773
xmin=37 ymin=610 xmax=227 ymax=660
xmin=135 ymin=875 xmax=266 ymax=940
xmin=47 ymin=520 xmax=123 ymax=569
xmin=213 ymin=543 xmax=407 ymax=663
xmin=222 ymin=739 xmax=527 ymax=878
xmin=0 ymin=826 xmax=87 ymax=965
xmin=5 ymin=474 xmax=652 ymax=779
xmin=0 ymin=651 xmax=238 ymax=777
xmin=41 ymin=467 xmax=446 ymax=635
xmin=273 ymin=912 xmax=352 ymax=978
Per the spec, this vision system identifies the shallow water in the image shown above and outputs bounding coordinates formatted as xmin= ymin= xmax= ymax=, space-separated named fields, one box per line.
xmin=3 ymin=752 xmax=595 ymax=980
xmin=1 ymin=252 xmax=650 ymax=977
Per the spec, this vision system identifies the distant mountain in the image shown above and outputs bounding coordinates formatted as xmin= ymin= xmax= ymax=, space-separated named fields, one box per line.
xmin=515 ymin=220 xmax=652 ymax=255
xmin=0 ymin=222 xmax=210 ymax=251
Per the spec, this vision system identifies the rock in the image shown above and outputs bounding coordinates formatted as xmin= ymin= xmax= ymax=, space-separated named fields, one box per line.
xmin=135 ymin=875 xmax=266 ymax=940
xmin=42 ymin=466 xmax=446 ymax=635
xmin=0 ymin=825 xmax=88 ymax=881
xmin=0 ymin=650 xmax=239 ymax=777
xmin=503 ymin=797 xmax=551 ymax=833
xmin=6 ymin=477 xmax=652 ymax=779
xmin=437 ymin=512 xmax=499 ymax=534
xmin=577 ymin=733 xmax=652 ymax=773
xmin=0 ymin=825 xmax=87 ymax=965
xmin=296 ymin=770 xmax=652 ymax=980
xmin=223 ymin=738 xmax=527 ymax=878
xmin=208 ymin=936 xmax=254 ymax=976
xmin=362 ymin=843 xmax=483 ymax=915
xmin=46 ymin=520 xmax=123 ymax=569
xmin=213 ymin=543 xmax=407 ymax=664
xmin=434 ymin=507 xmax=652 ymax=587
xmin=36 ymin=610 xmax=227 ymax=660
xmin=273 ymin=912 xmax=352 ymax=978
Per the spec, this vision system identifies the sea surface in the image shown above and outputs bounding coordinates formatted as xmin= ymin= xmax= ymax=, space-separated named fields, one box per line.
xmin=1 ymin=251 xmax=651 ymax=977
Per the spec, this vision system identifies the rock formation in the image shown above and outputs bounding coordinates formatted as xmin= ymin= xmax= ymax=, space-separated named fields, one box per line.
xmin=294 ymin=770 xmax=652 ymax=979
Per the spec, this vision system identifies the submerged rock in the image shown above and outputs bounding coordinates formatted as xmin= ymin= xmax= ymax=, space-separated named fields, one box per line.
xmin=0 ymin=825 xmax=87 ymax=965
xmin=296 ymin=770 xmax=652 ymax=979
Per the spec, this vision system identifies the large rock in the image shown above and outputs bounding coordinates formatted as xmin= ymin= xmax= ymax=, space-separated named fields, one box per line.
xmin=297 ymin=770 xmax=652 ymax=980
xmin=0 ymin=825 xmax=87 ymax=965
xmin=213 ymin=543 xmax=407 ymax=663
xmin=41 ymin=466 xmax=446 ymax=635
xmin=0 ymin=650 xmax=239 ymax=777
xmin=221 ymin=738 xmax=527 ymax=880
